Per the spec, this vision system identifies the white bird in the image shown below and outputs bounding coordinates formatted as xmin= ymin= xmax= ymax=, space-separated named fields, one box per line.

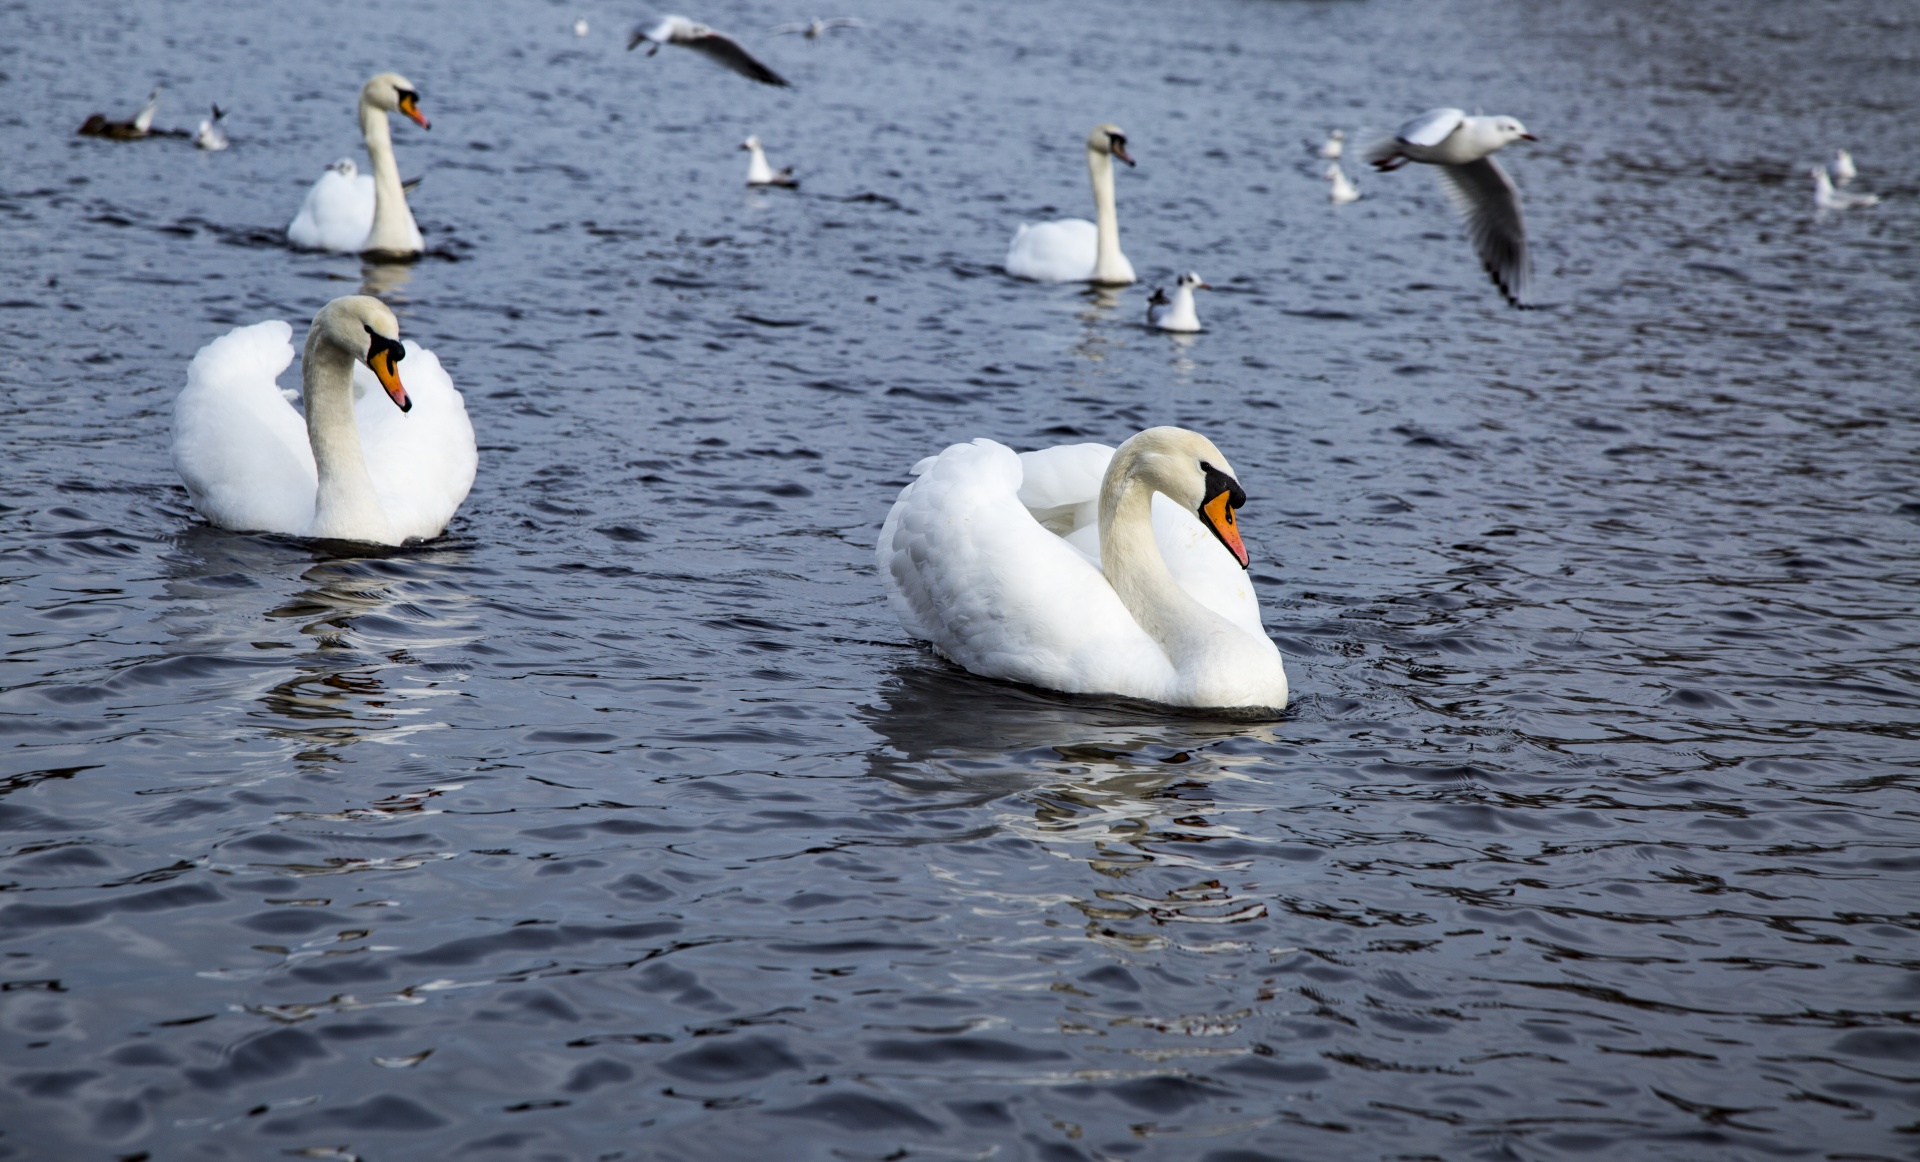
xmin=1325 ymin=162 xmax=1359 ymax=204
xmin=1005 ymin=124 xmax=1137 ymax=285
xmin=574 ymin=17 xmax=590 ymax=36
xmin=772 ymin=16 xmax=862 ymax=39
xmin=741 ymin=135 xmax=797 ymax=187
xmin=78 ymin=86 xmax=162 ymax=139
xmin=171 ymin=296 xmax=476 ymax=546
xmin=1318 ymin=129 xmax=1345 ymax=160
xmin=629 ymin=15 xmax=790 ymax=86
xmin=877 ymin=427 xmax=1288 ymax=712
xmin=193 ymin=105 xmax=229 ymax=152
xmin=1147 ymin=272 xmax=1209 ymax=332
xmin=1812 ymin=166 xmax=1879 ymax=211
xmin=1830 ymin=149 xmax=1857 ymax=186
xmin=1368 ymin=107 xmax=1537 ymax=306
xmin=286 ymin=74 xmax=430 ymax=257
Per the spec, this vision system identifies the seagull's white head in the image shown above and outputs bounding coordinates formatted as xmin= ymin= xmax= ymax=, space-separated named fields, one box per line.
xmin=742 ymin=135 xmax=761 ymax=151
xmin=1493 ymin=116 xmax=1536 ymax=144
xmin=1176 ymin=271 xmax=1209 ymax=291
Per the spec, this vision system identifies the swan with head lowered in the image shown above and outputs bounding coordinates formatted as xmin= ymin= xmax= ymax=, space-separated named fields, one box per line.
xmin=877 ymin=427 xmax=1288 ymax=713
xmin=287 ymin=73 xmax=430 ymax=257
xmin=1005 ymin=124 xmax=1137 ymax=285
xmin=171 ymin=295 xmax=476 ymax=546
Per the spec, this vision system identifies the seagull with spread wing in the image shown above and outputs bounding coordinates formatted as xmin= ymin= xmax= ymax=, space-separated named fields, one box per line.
xmin=1368 ymin=108 xmax=1537 ymax=307
xmin=629 ymin=15 xmax=791 ymax=87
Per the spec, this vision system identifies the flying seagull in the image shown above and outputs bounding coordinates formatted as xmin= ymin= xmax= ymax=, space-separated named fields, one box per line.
xmin=1368 ymin=107 xmax=1537 ymax=307
xmin=772 ymin=16 xmax=863 ymax=39
xmin=629 ymin=15 xmax=791 ymax=87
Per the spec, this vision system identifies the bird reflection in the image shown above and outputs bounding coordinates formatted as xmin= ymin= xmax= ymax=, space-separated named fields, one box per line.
xmin=1071 ymin=285 xmax=1123 ymax=363
xmin=359 ymin=258 xmax=414 ymax=299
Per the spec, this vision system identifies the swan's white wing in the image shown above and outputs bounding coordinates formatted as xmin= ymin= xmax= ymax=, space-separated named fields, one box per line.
xmin=1398 ymin=107 xmax=1464 ymax=147
xmin=1434 ymin=156 xmax=1529 ymax=306
xmin=1005 ymin=219 xmax=1098 ymax=282
xmin=287 ymin=170 xmax=374 ymax=252
xmin=171 ymin=320 xmax=318 ymax=535
xmin=352 ymin=342 xmax=477 ymax=542
xmin=878 ymin=438 xmax=1176 ymax=699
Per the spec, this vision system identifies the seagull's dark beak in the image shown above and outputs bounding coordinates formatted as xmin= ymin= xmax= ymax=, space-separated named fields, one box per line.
xmin=1520 ymin=133 xmax=1538 ymax=141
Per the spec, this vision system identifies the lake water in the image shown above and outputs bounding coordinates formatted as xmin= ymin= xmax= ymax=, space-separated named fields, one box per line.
xmin=3 ymin=0 xmax=1919 ymax=1157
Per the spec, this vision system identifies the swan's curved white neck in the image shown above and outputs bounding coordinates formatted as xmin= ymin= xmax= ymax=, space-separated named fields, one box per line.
xmin=359 ymin=100 xmax=421 ymax=256
xmin=1097 ymin=452 xmax=1229 ymax=666
xmin=1085 ymin=147 xmax=1130 ymax=285
xmin=302 ymin=328 xmax=394 ymax=543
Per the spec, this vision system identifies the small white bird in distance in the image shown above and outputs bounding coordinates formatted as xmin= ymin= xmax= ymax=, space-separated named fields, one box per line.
xmin=629 ymin=15 xmax=791 ymax=86
xmin=773 ymin=17 xmax=863 ymax=39
xmin=1325 ymin=162 xmax=1359 ymax=204
xmin=1812 ymin=166 xmax=1879 ymax=211
xmin=1369 ymin=107 xmax=1537 ymax=307
xmin=742 ymin=135 xmax=797 ymax=187
xmin=574 ymin=17 xmax=589 ymax=36
xmin=1318 ymin=129 xmax=1345 ymax=159
xmin=1830 ymin=149 xmax=1857 ymax=186
xmin=1147 ymin=272 xmax=1209 ymax=332
xmin=193 ymin=105 xmax=228 ymax=151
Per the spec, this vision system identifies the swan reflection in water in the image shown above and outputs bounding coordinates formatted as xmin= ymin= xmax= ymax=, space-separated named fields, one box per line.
xmin=359 ymin=257 xmax=413 ymax=299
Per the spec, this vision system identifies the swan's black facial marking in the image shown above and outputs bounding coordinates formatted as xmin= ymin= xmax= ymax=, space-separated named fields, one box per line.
xmin=364 ymin=325 xmax=411 ymax=413
xmin=1107 ymin=133 xmax=1136 ymax=167
xmin=1197 ymin=461 xmax=1249 ymax=569
xmin=395 ymin=88 xmax=430 ymax=130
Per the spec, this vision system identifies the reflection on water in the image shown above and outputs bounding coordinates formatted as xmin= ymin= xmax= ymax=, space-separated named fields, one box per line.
xmin=359 ymin=258 xmax=414 ymax=300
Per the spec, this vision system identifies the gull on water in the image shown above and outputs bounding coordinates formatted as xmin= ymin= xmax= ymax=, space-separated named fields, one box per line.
xmin=1325 ymin=162 xmax=1359 ymax=204
xmin=1830 ymin=149 xmax=1857 ymax=186
xmin=772 ymin=16 xmax=863 ymax=39
xmin=574 ymin=17 xmax=589 ymax=36
xmin=1317 ymin=129 xmax=1345 ymax=159
xmin=1147 ymin=272 xmax=1209 ymax=332
xmin=1812 ymin=166 xmax=1878 ymax=211
xmin=629 ymin=15 xmax=791 ymax=86
xmin=193 ymin=105 xmax=228 ymax=151
xmin=78 ymin=86 xmax=162 ymax=140
xmin=742 ymin=135 xmax=797 ymax=187
xmin=1368 ymin=107 xmax=1536 ymax=307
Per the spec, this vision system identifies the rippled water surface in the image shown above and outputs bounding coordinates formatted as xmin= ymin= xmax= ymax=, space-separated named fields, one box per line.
xmin=4 ymin=0 xmax=1920 ymax=1157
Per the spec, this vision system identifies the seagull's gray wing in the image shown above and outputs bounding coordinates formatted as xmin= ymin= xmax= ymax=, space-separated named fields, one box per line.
xmin=686 ymin=29 xmax=791 ymax=86
xmin=1398 ymin=107 xmax=1463 ymax=147
xmin=1435 ymin=156 xmax=1530 ymax=307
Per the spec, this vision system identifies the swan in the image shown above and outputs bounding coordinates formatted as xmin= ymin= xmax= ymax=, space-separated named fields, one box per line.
xmin=742 ymin=135 xmax=797 ymax=186
xmin=1325 ymin=162 xmax=1360 ymax=204
xmin=1147 ymin=272 xmax=1208 ymax=332
xmin=286 ymin=73 xmax=429 ymax=257
xmin=171 ymin=295 xmax=476 ymax=546
xmin=1005 ymin=124 xmax=1137 ymax=285
xmin=876 ymin=427 xmax=1288 ymax=712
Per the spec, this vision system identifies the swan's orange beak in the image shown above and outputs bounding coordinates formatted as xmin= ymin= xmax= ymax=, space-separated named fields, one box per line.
xmin=365 ymin=331 xmax=411 ymax=413
xmin=1200 ymin=489 xmax=1248 ymax=569
xmin=397 ymin=90 xmax=429 ymax=130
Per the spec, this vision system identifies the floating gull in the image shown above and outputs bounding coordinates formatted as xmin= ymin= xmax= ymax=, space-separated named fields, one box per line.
xmin=772 ymin=16 xmax=863 ymax=39
xmin=1325 ymin=162 xmax=1359 ymax=204
xmin=1317 ymin=129 xmax=1345 ymax=160
xmin=193 ymin=105 xmax=229 ymax=151
xmin=78 ymin=86 xmax=162 ymax=140
xmin=1830 ymin=148 xmax=1857 ymax=186
xmin=1812 ymin=166 xmax=1878 ymax=211
xmin=742 ymin=135 xmax=797 ymax=186
xmin=629 ymin=15 xmax=791 ymax=86
xmin=1369 ymin=107 xmax=1536 ymax=307
xmin=1147 ymin=272 xmax=1209 ymax=333
xmin=574 ymin=17 xmax=589 ymax=36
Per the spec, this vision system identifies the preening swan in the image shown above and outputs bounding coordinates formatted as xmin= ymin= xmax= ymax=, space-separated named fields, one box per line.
xmin=877 ymin=427 xmax=1288 ymax=712
xmin=1147 ymin=272 xmax=1209 ymax=332
xmin=171 ymin=295 xmax=476 ymax=546
xmin=286 ymin=73 xmax=430 ymax=257
xmin=1005 ymin=124 xmax=1137 ymax=285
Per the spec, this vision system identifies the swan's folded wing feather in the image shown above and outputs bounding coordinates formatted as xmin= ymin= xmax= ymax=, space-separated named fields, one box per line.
xmin=288 ymin=171 xmax=374 ymax=252
xmin=171 ymin=320 xmax=317 ymax=535
xmin=354 ymin=342 xmax=478 ymax=541
xmin=1435 ymin=156 xmax=1529 ymax=306
xmin=878 ymin=439 xmax=1174 ymax=698
xmin=1005 ymin=218 xmax=1097 ymax=282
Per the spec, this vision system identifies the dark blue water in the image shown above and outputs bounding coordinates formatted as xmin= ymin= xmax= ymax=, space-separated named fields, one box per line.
xmin=3 ymin=0 xmax=1919 ymax=1157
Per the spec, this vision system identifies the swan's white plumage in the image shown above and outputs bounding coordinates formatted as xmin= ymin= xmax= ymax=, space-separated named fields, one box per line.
xmin=877 ymin=437 xmax=1281 ymax=708
xmin=171 ymin=316 xmax=476 ymax=544
xmin=1006 ymin=219 xmax=1103 ymax=283
xmin=287 ymin=161 xmax=375 ymax=252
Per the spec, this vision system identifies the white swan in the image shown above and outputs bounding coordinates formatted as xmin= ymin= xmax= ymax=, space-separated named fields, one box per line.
xmin=1147 ymin=272 xmax=1208 ymax=332
xmin=171 ymin=295 xmax=476 ymax=546
xmin=742 ymin=135 xmax=796 ymax=186
xmin=1005 ymin=124 xmax=1137 ymax=285
xmin=287 ymin=74 xmax=429 ymax=257
xmin=877 ymin=427 xmax=1288 ymax=712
